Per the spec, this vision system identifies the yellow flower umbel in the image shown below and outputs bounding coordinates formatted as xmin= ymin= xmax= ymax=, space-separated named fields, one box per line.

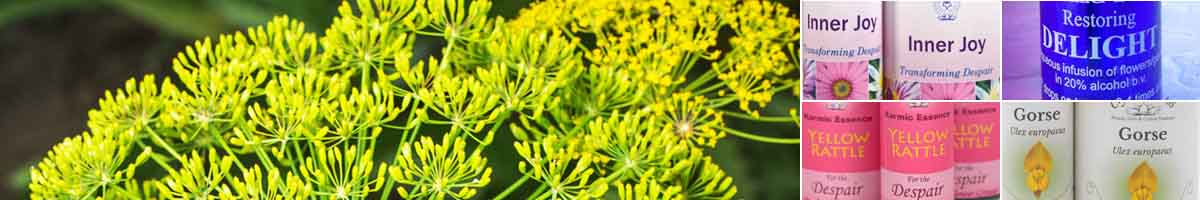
xmin=1023 ymin=140 xmax=1053 ymax=198
xmin=1129 ymin=160 xmax=1158 ymax=200
xmin=652 ymin=92 xmax=726 ymax=148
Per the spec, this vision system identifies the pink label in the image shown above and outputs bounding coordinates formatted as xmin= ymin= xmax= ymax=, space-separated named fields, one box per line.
xmin=954 ymin=103 xmax=999 ymax=162
xmin=954 ymin=159 xmax=1000 ymax=198
xmin=803 ymin=2 xmax=883 ymax=100
xmin=882 ymin=2 xmax=1001 ymax=100
xmin=804 ymin=2 xmax=882 ymax=62
xmin=883 ymin=1 xmax=1001 ymax=83
xmin=803 ymin=170 xmax=880 ymax=200
xmin=881 ymin=103 xmax=954 ymax=174
xmin=803 ymin=102 xmax=879 ymax=172
xmin=882 ymin=168 xmax=955 ymax=200
xmin=952 ymin=103 xmax=999 ymax=198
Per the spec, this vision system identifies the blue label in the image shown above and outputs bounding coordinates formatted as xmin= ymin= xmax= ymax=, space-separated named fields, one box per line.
xmin=1040 ymin=2 xmax=1161 ymax=100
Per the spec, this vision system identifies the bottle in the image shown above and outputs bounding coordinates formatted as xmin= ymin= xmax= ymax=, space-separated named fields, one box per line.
xmin=881 ymin=102 xmax=955 ymax=200
xmin=1075 ymin=102 xmax=1197 ymax=200
xmin=803 ymin=102 xmax=880 ymax=200
xmin=954 ymin=103 xmax=1000 ymax=199
xmin=1002 ymin=102 xmax=1074 ymax=200
xmin=883 ymin=1 xmax=1001 ymax=100
xmin=1040 ymin=2 xmax=1162 ymax=100
xmin=802 ymin=2 xmax=883 ymax=100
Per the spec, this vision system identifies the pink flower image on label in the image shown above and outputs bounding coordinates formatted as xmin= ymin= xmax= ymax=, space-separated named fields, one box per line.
xmin=803 ymin=102 xmax=880 ymax=200
xmin=953 ymin=103 xmax=1000 ymax=198
xmin=815 ymin=61 xmax=872 ymax=100
xmin=803 ymin=1 xmax=883 ymax=100
xmin=920 ymin=82 xmax=975 ymax=100
xmin=880 ymin=102 xmax=955 ymax=200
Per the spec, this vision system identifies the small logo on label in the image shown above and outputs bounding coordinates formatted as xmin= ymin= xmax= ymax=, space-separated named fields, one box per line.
xmin=1110 ymin=102 xmax=1175 ymax=117
xmin=933 ymin=1 xmax=960 ymax=21
xmin=826 ymin=102 xmax=847 ymax=111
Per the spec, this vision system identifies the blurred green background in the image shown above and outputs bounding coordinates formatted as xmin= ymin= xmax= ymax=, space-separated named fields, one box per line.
xmin=0 ymin=0 xmax=800 ymax=198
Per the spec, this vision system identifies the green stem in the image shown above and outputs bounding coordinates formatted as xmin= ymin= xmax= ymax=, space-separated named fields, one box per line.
xmin=684 ymin=70 xmax=719 ymax=92
xmin=722 ymin=111 xmax=795 ymax=123
xmin=530 ymin=183 xmax=550 ymax=199
xmin=209 ymin=128 xmax=248 ymax=171
xmin=146 ymin=128 xmax=187 ymax=162
xmin=250 ymin=145 xmax=276 ymax=170
xmin=708 ymin=80 xmax=799 ymax=108
xmin=717 ymin=126 xmax=799 ymax=144
xmin=492 ymin=175 xmax=531 ymax=200
xmin=440 ymin=34 xmax=457 ymax=71
xmin=134 ymin=139 xmax=176 ymax=171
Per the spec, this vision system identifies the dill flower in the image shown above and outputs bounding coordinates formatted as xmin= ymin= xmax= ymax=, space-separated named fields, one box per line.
xmin=299 ymin=144 xmax=388 ymax=199
xmin=242 ymin=69 xmax=344 ymax=155
xmin=227 ymin=165 xmax=312 ymax=199
xmin=715 ymin=0 xmax=800 ymax=115
xmin=417 ymin=73 xmax=503 ymax=138
xmin=651 ymin=92 xmax=726 ymax=148
xmin=155 ymin=149 xmax=235 ymax=199
xmin=30 ymin=131 xmax=151 ymax=199
xmin=514 ymin=134 xmax=609 ymax=200
xmin=323 ymin=84 xmax=402 ymax=143
xmin=590 ymin=111 xmax=689 ymax=182
xmin=666 ymin=150 xmax=738 ymax=200
xmin=246 ymin=16 xmax=324 ymax=72
xmin=389 ymin=136 xmax=492 ymax=199
xmin=86 ymin=75 xmax=172 ymax=134
xmin=617 ymin=177 xmax=684 ymax=200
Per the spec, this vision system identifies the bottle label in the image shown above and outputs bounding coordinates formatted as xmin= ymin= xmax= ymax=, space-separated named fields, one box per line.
xmin=1076 ymin=102 xmax=1197 ymax=200
xmin=803 ymin=102 xmax=880 ymax=172
xmin=804 ymin=171 xmax=880 ymax=200
xmin=884 ymin=1 xmax=1001 ymax=100
xmin=803 ymin=2 xmax=883 ymax=100
xmin=881 ymin=102 xmax=955 ymax=200
xmin=954 ymin=103 xmax=1000 ymax=198
xmin=1002 ymin=102 xmax=1075 ymax=200
xmin=1040 ymin=2 xmax=1161 ymax=100
xmin=803 ymin=102 xmax=880 ymax=200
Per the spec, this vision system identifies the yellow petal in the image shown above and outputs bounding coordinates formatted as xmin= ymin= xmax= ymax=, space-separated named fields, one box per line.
xmin=1023 ymin=140 xmax=1054 ymax=196
xmin=1129 ymin=160 xmax=1158 ymax=200
xmin=1024 ymin=141 xmax=1053 ymax=172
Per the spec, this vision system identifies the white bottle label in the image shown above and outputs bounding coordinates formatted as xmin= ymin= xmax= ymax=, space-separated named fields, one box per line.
xmin=1002 ymin=102 xmax=1074 ymax=200
xmin=1076 ymin=102 xmax=1198 ymax=200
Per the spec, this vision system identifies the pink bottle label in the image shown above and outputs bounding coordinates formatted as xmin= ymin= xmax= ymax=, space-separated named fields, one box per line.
xmin=803 ymin=102 xmax=880 ymax=172
xmin=954 ymin=103 xmax=1000 ymax=198
xmin=881 ymin=102 xmax=955 ymax=200
xmin=802 ymin=2 xmax=884 ymax=100
xmin=803 ymin=102 xmax=880 ymax=200
xmin=804 ymin=170 xmax=881 ymax=200
xmin=882 ymin=2 xmax=1001 ymax=100
xmin=953 ymin=159 xmax=1000 ymax=198
xmin=882 ymin=168 xmax=954 ymax=200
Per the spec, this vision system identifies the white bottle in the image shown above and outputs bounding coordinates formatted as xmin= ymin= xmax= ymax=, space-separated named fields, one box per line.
xmin=1002 ymin=102 xmax=1073 ymax=200
xmin=1076 ymin=102 xmax=1198 ymax=200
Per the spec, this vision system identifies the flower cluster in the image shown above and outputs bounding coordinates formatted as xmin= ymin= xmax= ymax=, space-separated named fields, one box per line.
xmin=29 ymin=0 xmax=800 ymax=199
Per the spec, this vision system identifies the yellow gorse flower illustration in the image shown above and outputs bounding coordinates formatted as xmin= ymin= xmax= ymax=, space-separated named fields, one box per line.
xmin=1024 ymin=140 xmax=1052 ymax=198
xmin=1129 ymin=160 xmax=1158 ymax=200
